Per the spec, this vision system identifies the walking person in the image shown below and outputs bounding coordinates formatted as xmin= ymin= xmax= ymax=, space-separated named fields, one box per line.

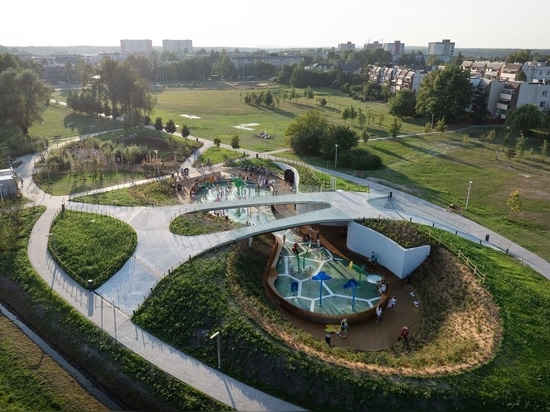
xmin=387 ymin=296 xmax=397 ymax=310
xmin=398 ymin=326 xmax=409 ymax=341
xmin=376 ymin=305 xmax=383 ymax=323
xmin=337 ymin=318 xmax=348 ymax=338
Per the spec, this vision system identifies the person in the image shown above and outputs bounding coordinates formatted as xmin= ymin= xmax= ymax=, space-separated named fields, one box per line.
xmin=378 ymin=281 xmax=387 ymax=295
xmin=282 ymin=233 xmax=286 ymax=244
xmin=325 ymin=333 xmax=332 ymax=347
xmin=376 ymin=305 xmax=383 ymax=323
xmin=337 ymin=318 xmax=348 ymax=338
xmin=387 ymin=296 xmax=397 ymax=309
xmin=398 ymin=326 xmax=409 ymax=341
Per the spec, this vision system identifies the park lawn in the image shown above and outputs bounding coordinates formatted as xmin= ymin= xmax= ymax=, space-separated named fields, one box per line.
xmin=151 ymin=86 xmax=428 ymax=152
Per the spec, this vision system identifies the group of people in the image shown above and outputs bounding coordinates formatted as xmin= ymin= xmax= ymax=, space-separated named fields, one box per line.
xmin=376 ymin=277 xmax=388 ymax=295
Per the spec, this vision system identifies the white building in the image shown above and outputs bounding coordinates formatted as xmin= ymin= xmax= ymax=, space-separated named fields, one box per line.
xmin=120 ymin=39 xmax=153 ymax=54
xmin=383 ymin=40 xmax=405 ymax=63
xmin=338 ymin=42 xmax=355 ymax=51
xmin=427 ymin=39 xmax=455 ymax=63
xmin=0 ymin=169 xmax=18 ymax=200
xmin=162 ymin=39 xmax=193 ymax=54
xmin=521 ymin=61 xmax=550 ymax=84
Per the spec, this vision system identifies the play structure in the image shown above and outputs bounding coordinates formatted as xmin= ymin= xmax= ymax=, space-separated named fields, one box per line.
xmin=268 ymin=229 xmax=384 ymax=324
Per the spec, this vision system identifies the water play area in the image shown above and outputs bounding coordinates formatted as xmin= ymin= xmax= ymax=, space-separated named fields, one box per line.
xmin=192 ymin=177 xmax=277 ymax=224
xmin=272 ymin=230 xmax=382 ymax=319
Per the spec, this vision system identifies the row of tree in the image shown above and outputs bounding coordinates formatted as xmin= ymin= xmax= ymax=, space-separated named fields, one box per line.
xmin=66 ymin=59 xmax=155 ymax=124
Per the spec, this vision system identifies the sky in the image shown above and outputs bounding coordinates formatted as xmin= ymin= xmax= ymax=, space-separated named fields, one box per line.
xmin=2 ymin=0 xmax=548 ymax=50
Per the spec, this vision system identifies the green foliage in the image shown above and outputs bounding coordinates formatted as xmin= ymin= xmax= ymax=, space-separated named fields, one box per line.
xmin=49 ymin=210 xmax=137 ymax=287
xmin=338 ymin=148 xmax=383 ymax=170
xmin=358 ymin=219 xmax=431 ymax=248
xmin=0 ymin=67 xmax=52 ymax=135
xmin=170 ymin=212 xmax=242 ymax=235
xmin=388 ymin=116 xmax=402 ymax=138
xmin=389 ymin=88 xmax=417 ymax=118
xmin=133 ymin=224 xmax=550 ymax=410
xmin=0 ymin=206 xmax=227 ymax=411
xmin=322 ymin=124 xmax=358 ymax=158
xmin=285 ymin=109 xmax=328 ymax=155
xmin=506 ymin=104 xmax=542 ymax=134
xmin=416 ymin=65 xmax=474 ymax=123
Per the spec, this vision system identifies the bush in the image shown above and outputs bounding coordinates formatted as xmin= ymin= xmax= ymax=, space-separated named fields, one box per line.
xmin=338 ymin=148 xmax=383 ymax=170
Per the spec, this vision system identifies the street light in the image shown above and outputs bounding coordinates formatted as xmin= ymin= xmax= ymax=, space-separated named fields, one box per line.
xmin=465 ymin=180 xmax=473 ymax=210
xmin=334 ymin=144 xmax=338 ymax=168
xmin=210 ymin=331 xmax=221 ymax=369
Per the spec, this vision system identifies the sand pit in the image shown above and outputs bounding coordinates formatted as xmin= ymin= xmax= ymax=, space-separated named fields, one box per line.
xmin=234 ymin=123 xmax=260 ymax=130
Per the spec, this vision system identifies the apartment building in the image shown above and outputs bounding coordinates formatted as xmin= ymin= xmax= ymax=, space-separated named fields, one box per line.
xmin=162 ymin=39 xmax=193 ymax=54
xmin=427 ymin=39 xmax=455 ymax=63
xmin=120 ymin=39 xmax=153 ymax=54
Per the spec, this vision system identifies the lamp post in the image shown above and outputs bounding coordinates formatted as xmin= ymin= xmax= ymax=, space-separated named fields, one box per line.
xmin=210 ymin=331 xmax=221 ymax=369
xmin=465 ymin=180 xmax=473 ymax=210
xmin=334 ymin=144 xmax=338 ymax=168
xmin=154 ymin=149 xmax=159 ymax=176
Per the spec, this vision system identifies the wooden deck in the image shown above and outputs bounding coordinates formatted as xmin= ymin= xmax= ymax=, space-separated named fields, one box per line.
xmin=278 ymin=224 xmax=422 ymax=351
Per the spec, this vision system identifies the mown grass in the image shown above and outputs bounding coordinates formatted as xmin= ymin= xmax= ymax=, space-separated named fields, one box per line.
xmin=72 ymin=178 xmax=181 ymax=206
xmin=133 ymin=224 xmax=550 ymax=411
xmin=48 ymin=210 xmax=137 ymax=288
xmin=170 ymin=212 xmax=242 ymax=235
xmin=0 ymin=207 xmax=229 ymax=411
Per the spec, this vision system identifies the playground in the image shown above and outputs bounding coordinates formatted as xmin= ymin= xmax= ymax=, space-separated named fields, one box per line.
xmin=274 ymin=229 xmax=382 ymax=316
xmin=191 ymin=175 xmax=277 ymax=224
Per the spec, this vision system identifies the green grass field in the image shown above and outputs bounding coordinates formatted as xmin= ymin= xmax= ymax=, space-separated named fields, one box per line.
xmin=4 ymin=84 xmax=550 ymax=263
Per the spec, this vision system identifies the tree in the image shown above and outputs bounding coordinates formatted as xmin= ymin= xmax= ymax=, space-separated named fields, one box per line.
xmin=462 ymin=133 xmax=470 ymax=148
xmin=154 ymin=117 xmax=163 ymax=131
xmin=180 ymin=124 xmax=190 ymax=139
xmin=506 ymin=190 xmax=522 ymax=220
xmin=515 ymin=131 xmax=526 ymax=158
xmin=322 ymin=125 xmax=358 ymax=158
xmin=506 ymin=49 xmax=531 ymax=64
xmin=263 ymin=89 xmax=274 ymax=107
xmin=435 ymin=118 xmax=447 ymax=134
xmin=285 ymin=110 xmax=328 ymax=155
xmin=213 ymin=137 xmax=221 ymax=147
xmin=389 ymin=89 xmax=417 ymax=118
xmin=416 ymin=65 xmax=474 ymax=124
xmin=542 ymin=139 xmax=549 ymax=161
xmin=0 ymin=68 xmax=52 ymax=136
xmin=424 ymin=122 xmax=431 ymax=133
xmin=357 ymin=108 xmax=366 ymax=129
xmin=505 ymin=104 xmax=542 ymax=134
xmin=388 ymin=117 xmax=402 ymax=138
xmin=515 ymin=70 xmax=527 ymax=82
xmin=165 ymin=119 xmax=176 ymax=135
xmin=486 ymin=129 xmax=496 ymax=148
xmin=230 ymin=134 xmax=240 ymax=150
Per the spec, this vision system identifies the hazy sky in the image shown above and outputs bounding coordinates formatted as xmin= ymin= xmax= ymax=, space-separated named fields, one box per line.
xmin=2 ymin=0 xmax=547 ymax=49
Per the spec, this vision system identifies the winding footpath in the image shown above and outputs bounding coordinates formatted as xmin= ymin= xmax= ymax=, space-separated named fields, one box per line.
xmin=9 ymin=138 xmax=550 ymax=411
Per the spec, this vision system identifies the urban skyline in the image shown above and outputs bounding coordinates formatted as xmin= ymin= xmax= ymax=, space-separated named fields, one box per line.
xmin=2 ymin=0 xmax=548 ymax=50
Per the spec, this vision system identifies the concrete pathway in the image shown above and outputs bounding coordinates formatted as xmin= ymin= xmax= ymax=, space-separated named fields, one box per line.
xmin=13 ymin=139 xmax=550 ymax=411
